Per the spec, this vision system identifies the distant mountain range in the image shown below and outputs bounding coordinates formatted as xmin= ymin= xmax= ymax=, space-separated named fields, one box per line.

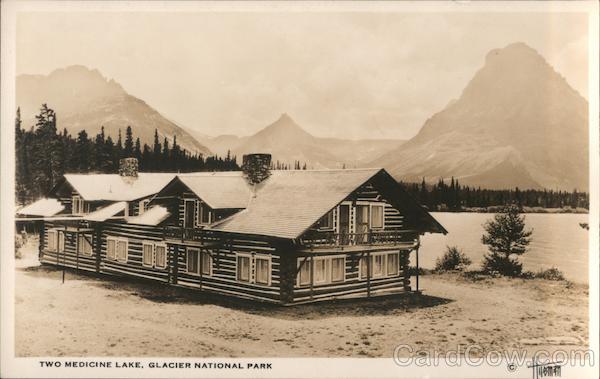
xmin=371 ymin=42 xmax=588 ymax=191
xmin=16 ymin=66 xmax=211 ymax=155
xmin=16 ymin=42 xmax=589 ymax=190
xmin=188 ymin=114 xmax=404 ymax=169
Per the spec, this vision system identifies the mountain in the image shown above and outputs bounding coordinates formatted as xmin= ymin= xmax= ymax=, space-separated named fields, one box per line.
xmin=192 ymin=114 xmax=404 ymax=168
xmin=371 ymin=42 xmax=588 ymax=190
xmin=17 ymin=65 xmax=211 ymax=155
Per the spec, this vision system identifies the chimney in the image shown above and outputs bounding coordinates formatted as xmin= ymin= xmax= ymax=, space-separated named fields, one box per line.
xmin=242 ymin=153 xmax=271 ymax=185
xmin=119 ymin=157 xmax=139 ymax=178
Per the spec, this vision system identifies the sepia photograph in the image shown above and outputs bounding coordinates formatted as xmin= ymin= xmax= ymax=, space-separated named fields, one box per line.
xmin=1 ymin=1 xmax=598 ymax=378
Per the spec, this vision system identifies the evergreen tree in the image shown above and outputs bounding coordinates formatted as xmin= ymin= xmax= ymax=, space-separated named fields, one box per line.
xmin=481 ymin=205 xmax=533 ymax=276
xmin=124 ymin=125 xmax=134 ymax=157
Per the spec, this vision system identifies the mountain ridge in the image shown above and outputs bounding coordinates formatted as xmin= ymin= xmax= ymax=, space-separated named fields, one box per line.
xmin=17 ymin=65 xmax=211 ymax=156
xmin=371 ymin=42 xmax=588 ymax=191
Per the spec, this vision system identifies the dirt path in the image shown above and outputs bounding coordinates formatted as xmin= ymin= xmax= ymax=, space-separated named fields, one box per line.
xmin=15 ymin=238 xmax=588 ymax=357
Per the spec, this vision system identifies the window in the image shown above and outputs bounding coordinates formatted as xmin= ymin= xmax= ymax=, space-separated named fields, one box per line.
xmin=331 ymin=257 xmax=345 ymax=282
xmin=78 ymin=234 xmax=93 ymax=256
xmin=155 ymin=245 xmax=167 ymax=269
xmin=201 ymin=250 xmax=212 ymax=275
xmin=186 ymin=248 xmax=200 ymax=274
xmin=297 ymin=255 xmax=346 ymax=286
xmin=359 ymin=252 xmax=400 ymax=280
xmin=199 ymin=203 xmax=211 ymax=225
xmin=139 ymin=199 xmax=150 ymax=215
xmin=314 ymin=258 xmax=328 ymax=284
xmin=142 ymin=242 xmax=154 ymax=267
xmin=72 ymin=195 xmax=85 ymax=215
xmin=184 ymin=200 xmax=196 ymax=228
xmin=107 ymin=238 xmax=116 ymax=260
xmin=359 ymin=256 xmax=369 ymax=280
xmin=116 ymin=240 xmax=128 ymax=262
xmin=237 ymin=255 xmax=251 ymax=282
xmin=317 ymin=210 xmax=334 ymax=229
xmin=236 ymin=253 xmax=271 ymax=285
xmin=298 ymin=259 xmax=311 ymax=286
xmin=371 ymin=204 xmax=384 ymax=229
xmin=58 ymin=231 xmax=65 ymax=253
xmin=47 ymin=230 xmax=57 ymax=252
xmin=373 ymin=254 xmax=385 ymax=278
xmin=387 ymin=253 xmax=399 ymax=276
xmin=255 ymin=256 xmax=270 ymax=285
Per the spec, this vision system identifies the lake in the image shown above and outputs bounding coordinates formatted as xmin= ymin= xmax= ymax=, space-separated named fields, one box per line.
xmin=418 ymin=212 xmax=589 ymax=284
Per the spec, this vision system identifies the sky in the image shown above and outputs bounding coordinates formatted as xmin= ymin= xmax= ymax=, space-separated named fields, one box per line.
xmin=16 ymin=9 xmax=588 ymax=140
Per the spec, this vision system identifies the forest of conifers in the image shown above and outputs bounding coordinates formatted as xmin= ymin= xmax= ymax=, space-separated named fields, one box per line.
xmin=15 ymin=105 xmax=589 ymax=211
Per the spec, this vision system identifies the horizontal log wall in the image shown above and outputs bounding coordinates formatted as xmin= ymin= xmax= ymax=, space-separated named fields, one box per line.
xmin=99 ymin=222 xmax=169 ymax=282
xmin=291 ymin=249 xmax=411 ymax=303
xmin=173 ymin=235 xmax=282 ymax=303
xmin=39 ymin=221 xmax=97 ymax=272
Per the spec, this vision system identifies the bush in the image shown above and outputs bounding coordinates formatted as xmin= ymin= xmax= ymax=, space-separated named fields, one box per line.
xmin=535 ymin=267 xmax=565 ymax=281
xmin=435 ymin=246 xmax=472 ymax=272
xmin=15 ymin=234 xmax=25 ymax=259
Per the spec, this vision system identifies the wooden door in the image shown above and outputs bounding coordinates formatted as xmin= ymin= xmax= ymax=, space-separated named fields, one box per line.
xmin=338 ymin=204 xmax=350 ymax=245
xmin=355 ymin=205 xmax=370 ymax=244
xmin=184 ymin=200 xmax=196 ymax=228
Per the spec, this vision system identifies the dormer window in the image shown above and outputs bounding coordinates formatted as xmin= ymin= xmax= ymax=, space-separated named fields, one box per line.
xmin=199 ymin=202 xmax=211 ymax=225
xmin=72 ymin=195 xmax=85 ymax=215
xmin=317 ymin=210 xmax=334 ymax=230
xmin=138 ymin=199 xmax=150 ymax=215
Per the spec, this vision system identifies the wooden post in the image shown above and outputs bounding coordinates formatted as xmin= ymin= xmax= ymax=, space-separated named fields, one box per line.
xmin=94 ymin=225 xmax=102 ymax=273
xmin=76 ymin=227 xmax=80 ymax=274
xmin=415 ymin=246 xmax=420 ymax=293
xmin=38 ymin=221 xmax=45 ymax=261
xmin=309 ymin=255 xmax=314 ymax=300
xmin=366 ymin=251 xmax=371 ymax=297
xmin=172 ymin=245 xmax=179 ymax=285
xmin=199 ymin=248 xmax=203 ymax=290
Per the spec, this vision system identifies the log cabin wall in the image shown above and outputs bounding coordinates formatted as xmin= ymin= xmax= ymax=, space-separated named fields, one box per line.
xmin=99 ymin=221 xmax=169 ymax=283
xmin=290 ymin=249 xmax=412 ymax=303
xmin=170 ymin=234 xmax=282 ymax=303
xmin=301 ymin=181 xmax=405 ymax=240
xmin=39 ymin=221 xmax=98 ymax=273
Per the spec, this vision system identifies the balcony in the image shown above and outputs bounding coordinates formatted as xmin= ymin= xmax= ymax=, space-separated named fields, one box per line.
xmin=163 ymin=226 xmax=218 ymax=246
xmin=299 ymin=230 xmax=419 ymax=252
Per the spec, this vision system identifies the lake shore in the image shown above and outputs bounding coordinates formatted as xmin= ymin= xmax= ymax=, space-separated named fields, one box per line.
xmin=429 ymin=207 xmax=588 ymax=214
xmin=15 ymin=238 xmax=588 ymax=358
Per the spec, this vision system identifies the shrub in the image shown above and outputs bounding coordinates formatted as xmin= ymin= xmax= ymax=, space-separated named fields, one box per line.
xmin=435 ymin=246 xmax=472 ymax=272
xmin=15 ymin=234 xmax=25 ymax=259
xmin=481 ymin=205 xmax=533 ymax=277
xmin=535 ymin=267 xmax=565 ymax=281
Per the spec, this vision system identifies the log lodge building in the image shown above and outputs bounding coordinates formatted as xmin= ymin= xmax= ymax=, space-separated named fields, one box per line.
xmin=16 ymin=154 xmax=447 ymax=305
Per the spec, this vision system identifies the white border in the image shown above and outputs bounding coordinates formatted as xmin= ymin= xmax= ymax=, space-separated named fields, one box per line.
xmin=1 ymin=1 xmax=598 ymax=379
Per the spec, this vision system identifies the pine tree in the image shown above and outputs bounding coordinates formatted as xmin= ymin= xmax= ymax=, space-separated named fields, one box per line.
xmin=75 ymin=130 xmax=92 ymax=172
xmin=481 ymin=205 xmax=533 ymax=276
xmin=124 ymin=125 xmax=134 ymax=157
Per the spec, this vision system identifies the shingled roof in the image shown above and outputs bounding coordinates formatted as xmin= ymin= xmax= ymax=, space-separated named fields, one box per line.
xmin=212 ymin=168 xmax=446 ymax=239
xmin=175 ymin=172 xmax=253 ymax=209
xmin=61 ymin=173 xmax=176 ymax=201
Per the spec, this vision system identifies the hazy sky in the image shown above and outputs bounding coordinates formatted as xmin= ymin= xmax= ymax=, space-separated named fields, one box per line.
xmin=16 ymin=11 xmax=588 ymax=140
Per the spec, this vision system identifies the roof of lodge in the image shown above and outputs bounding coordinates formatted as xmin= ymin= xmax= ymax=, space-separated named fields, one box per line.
xmin=62 ymin=173 xmax=176 ymax=201
xmin=17 ymin=198 xmax=65 ymax=217
xmin=211 ymin=169 xmax=383 ymax=239
xmin=174 ymin=172 xmax=252 ymax=209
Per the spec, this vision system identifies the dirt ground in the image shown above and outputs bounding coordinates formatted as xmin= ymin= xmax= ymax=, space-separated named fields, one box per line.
xmin=14 ymin=237 xmax=589 ymax=357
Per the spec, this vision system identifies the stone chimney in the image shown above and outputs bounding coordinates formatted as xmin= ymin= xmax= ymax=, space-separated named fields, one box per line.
xmin=242 ymin=153 xmax=272 ymax=185
xmin=119 ymin=157 xmax=139 ymax=178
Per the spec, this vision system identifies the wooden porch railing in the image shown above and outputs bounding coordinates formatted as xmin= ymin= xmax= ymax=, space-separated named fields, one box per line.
xmin=163 ymin=226 xmax=213 ymax=243
xmin=299 ymin=230 xmax=418 ymax=248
